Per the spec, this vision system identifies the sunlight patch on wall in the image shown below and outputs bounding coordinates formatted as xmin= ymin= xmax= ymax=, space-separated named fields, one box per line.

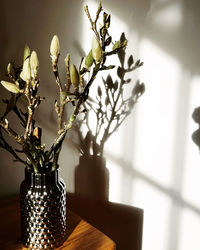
xmin=182 ymin=76 xmax=200 ymax=209
xmin=152 ymin=1 xmax=183 ymax=30
xmin=132 ymin=179 xmax=171 ymax=250
xmin=131 ymin=38 xmax=181 ymax=187
xmin=106 ymin=159 xmax=123 ymax=203
xmin=178 ymin=208 xmax=200 ymax=250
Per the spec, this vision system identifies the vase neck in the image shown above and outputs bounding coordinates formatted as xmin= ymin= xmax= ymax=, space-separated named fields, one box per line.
xmin=25 ymin=168 xmax=60 ymax=187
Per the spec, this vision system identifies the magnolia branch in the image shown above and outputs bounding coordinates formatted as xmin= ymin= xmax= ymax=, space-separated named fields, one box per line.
xmin=84 ymin=3 xmax=102 ymax=39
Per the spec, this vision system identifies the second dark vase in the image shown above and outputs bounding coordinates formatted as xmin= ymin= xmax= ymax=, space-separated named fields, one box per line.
xmin=20 ymin=168 xmax=67 ymax=249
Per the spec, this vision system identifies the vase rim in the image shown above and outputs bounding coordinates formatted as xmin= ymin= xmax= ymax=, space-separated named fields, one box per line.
xmin=25 ymin=166 xmax=60 ymax=175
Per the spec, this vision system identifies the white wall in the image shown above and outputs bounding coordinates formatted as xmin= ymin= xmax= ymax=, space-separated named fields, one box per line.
xmin=1 ymin=0 xmax=200 ymax=249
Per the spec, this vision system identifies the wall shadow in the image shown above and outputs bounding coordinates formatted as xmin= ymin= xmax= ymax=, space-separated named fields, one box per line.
xmin=192 ymin=107 xmax=200 ymax=149
xmin=68 ymin=39 xmax=145 ymax=249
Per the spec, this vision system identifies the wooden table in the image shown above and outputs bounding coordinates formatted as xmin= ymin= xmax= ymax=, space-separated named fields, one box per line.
xmin=0 ymin=196 xmax=116 ymax=250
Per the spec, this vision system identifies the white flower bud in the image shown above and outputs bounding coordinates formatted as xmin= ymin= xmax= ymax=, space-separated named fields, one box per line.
xmin=23 ymin=44 xmax=31 ymax=61
xmin=92 ymin=36 xmax=102 ymax=64
xmin=7 ymin=63 xmax=12 ymax=74
xmin=1 ymin=80 xmax=21 ymax=94
xmin=50 ymin=35 xmax=60 ymax=57
xmin=20 ymin=58 xmax=31 ymax=82
xmin=30 ymin=51 xmax=39 ymax=77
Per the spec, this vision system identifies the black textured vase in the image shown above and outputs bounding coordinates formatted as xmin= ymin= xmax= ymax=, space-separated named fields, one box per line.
xmin=20 ymin=168 xmax=67 ymax=249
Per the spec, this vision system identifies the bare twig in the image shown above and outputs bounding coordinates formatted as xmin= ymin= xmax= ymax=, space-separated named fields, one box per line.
xmin=84 ymin=3 xmax=102 ymax=39
xmin=0 ymin=128 xmax=27 ymax=165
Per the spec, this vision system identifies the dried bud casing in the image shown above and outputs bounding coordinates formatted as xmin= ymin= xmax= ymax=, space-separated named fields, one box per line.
xmin=1 ymin=80 xmax=21 ymax=94
xmin=80 ymin=57 xmax=87 ymax=71
xmin=92 ymin=36 xmax=102 ymax=64
xmin=112 ymin=40 xmax=120 ymax=50
xmin=70 ymin=64 xmax=79 ymax=89
xmin=105 ymin=15 xmax=111 ymax=28
xmin=30 ymin=51 xmax=39 ymax=77
xmin=64 ymin=54 xmax=70 ymax=65
xmin=50 ymin=35 xmax=60 ymax=57
xmin=20 ymin=58 xmax=31 ymax=82
xmin=23 ymin=44 xmax=31 ymax=61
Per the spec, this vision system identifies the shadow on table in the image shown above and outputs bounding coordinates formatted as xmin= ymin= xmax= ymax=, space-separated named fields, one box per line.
xmin=67 ymin=155 xmax=143 ymax=250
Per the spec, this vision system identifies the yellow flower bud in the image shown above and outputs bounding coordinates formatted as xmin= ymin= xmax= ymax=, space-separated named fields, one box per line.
xmin=1 ymin=80 xmax=21 ymax=94
xmin=92 ymin=36 xmax=102 ymax=64
xmin=23 ymin=44 xmax=31 ymax=61
xmin=50 ymin=35 xmax=60 ymax=57
xmin=30 ymin=51 xmax=39 ymax=77
xmin=20 ymin=58 xmax=31 ymax=82
xmin=70 ymin=64 xmax=79 ymax=89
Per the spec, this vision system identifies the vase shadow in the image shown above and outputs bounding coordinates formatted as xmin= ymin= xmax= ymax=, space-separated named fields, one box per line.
xmin=75 ymin=155 xmax=109 ymax=201
xmin=67 ymin=154 xmax=143 ymax=250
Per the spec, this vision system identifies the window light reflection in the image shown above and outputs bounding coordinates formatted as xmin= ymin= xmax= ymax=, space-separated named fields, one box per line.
xmin=178 ymin=208 xmax=200 ymax=250
xmin=132 ymin=179 xmax=171 ymax=250
xmin=132 ymin=38 xmax=181 ymax=187
xmin=183 ymin=76 xmax=200 ymax=209
xmin=152 ymin=2 xmax=183 ymax=30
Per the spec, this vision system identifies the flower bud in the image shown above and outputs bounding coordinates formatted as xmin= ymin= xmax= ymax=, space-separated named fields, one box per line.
xmin=7 ymin=63 xmax=12 ymax=74
xmin=1 ymin=80 xmax=21 ymax=94
xmin=20 ymin=58 xmax=31 ymax=82
xmin=81 ymin=50 xmax=94 ymax=71
xmin=85 ymin=50 xmax=94 ymax=68
xmin=50 ymin=35 xmax=60 ymax=57
xmin=70 ymin=64 xmax=79 ymax=89
xmin=23 ymin=44 xmax=31 ymax=61
xmin=30 ymin=51 xmax=39 ymax=77
xmin=92 ymin=36 xmax=102 ymax=64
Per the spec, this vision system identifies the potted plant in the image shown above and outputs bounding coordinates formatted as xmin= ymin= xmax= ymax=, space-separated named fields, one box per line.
xmin=0 ymin=2 xmax=132 ymax=249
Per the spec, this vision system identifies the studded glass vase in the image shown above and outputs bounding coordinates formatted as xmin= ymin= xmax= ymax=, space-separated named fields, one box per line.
xmin=20 ymin=168 xmax=67 ymax=249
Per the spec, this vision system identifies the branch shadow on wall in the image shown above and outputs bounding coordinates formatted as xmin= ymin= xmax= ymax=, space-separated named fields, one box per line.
xmin=192 ymin=107 xmax=200 ymax=149
xmin=67 ymin=35 xmax=145 ymax=250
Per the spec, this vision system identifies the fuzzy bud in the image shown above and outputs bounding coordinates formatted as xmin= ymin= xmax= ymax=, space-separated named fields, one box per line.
xmin=50 ymin=35 xmax=60 ymax=57
xmin=20 ymin=58 xmax=31 ymax=82
xmin=23 ymin=44 xmax=31 ymax=61
xmin=70 ymin=64 xmax=79 ymax=89
xmin=30 ymin=51 xmax=39 ymax=77
xmin=92 ymin=36 xmax=102 ymax=64
xmin=85 ymin=50 xmax=94 ymax=68
xmin=1 ymin=80 xmax=21 ymax=94
xmin=7 ymin=63 xmax=12 ymax=75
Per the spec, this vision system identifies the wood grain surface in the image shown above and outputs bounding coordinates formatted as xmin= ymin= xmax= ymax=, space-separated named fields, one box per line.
xmin=0 ymin=196 xmax=115 ymax=250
